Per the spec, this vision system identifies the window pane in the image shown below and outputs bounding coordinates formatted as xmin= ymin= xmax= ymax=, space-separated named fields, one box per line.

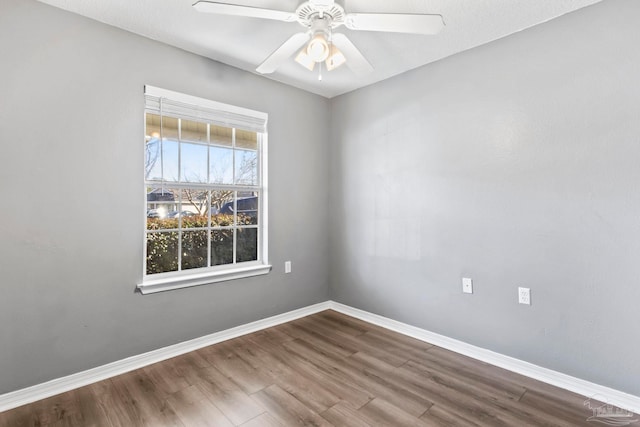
xmin=144 ymin=112 xmax=179 ymax=181
xmin=147 ymin=187 xmax=179 ymax=230
xmin=211 ymin=190 xmax=235 ymax=226
xmin=178 ymin=189 xmax=208 ymax=228
xmin=162 ymin=139 xmax=179 ymax=182
xmin=181 ymin=230 xmax=208 ymax=270
xmin=145 ymin=113 xmax=161 ymax=138
xmin=211 ymin=230 xmax=233 ymax=266
xmin=235 ymin=149 xmax=258 ymax=186
xmin=236 ymin=130 xmax=257 ymax=150
xmin=181 ymin=142 xmax=208 ymax=183
xmin=236 ymin=228 xmax=258 ymax=263
xmin=181 ymin=119 xmax=207 ymax=143
xmin=145 ymin=114 xmax=162 ymax=180
xmin=211 ymin=124 xmax=232 ymax=147
xmin=145 ymin=137 xmax=162 ymax=180
xmin=161 ymin=116 xmax=179 ymax=140
xmin=209 ymin=146 xmax=233 ymax=184
xmin=146 ymin=232 xmax=179 ymax=274
xmin=236 ymin=193 xmax=258 ymax=226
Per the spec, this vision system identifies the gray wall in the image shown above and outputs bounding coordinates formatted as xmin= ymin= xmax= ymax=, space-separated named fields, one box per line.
xmin=330 ymin=0 xmax=640 ymax=396
xmin=0 ymin=0 xmax=330 ymax=394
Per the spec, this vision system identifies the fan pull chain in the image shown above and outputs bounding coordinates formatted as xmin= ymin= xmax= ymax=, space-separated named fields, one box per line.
xmin=318 ymin=61 xmax=323 ymax=81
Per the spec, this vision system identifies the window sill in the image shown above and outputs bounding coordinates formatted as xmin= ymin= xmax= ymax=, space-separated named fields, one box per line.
xmin=137 ymin=264 xmax=272 ymax=295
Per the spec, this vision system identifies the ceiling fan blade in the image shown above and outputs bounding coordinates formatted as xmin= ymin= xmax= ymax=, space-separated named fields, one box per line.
xmin=345 ymin=13 xmax=444 ymax=35
xmin=331 ymin=33 xmax=373 ymax=76
xmin=193 ymin=1 xmax=296 ymax=22
xmin=256 ymin=32 xmax=311 ymax=74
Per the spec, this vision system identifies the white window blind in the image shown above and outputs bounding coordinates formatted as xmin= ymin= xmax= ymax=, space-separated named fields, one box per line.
xmin=144 ymin=86 xmax=267 ymax=133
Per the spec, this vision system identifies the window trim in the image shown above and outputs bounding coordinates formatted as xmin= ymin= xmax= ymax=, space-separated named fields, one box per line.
xmin=137 ymin=263 xmax=272 ymax=294
xmin=138 ymin=86 xmax=270 ymax=294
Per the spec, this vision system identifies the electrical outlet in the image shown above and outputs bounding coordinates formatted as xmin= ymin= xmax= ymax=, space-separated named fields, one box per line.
xmin=462 ymin=278 xmax=473 ymax=294
xmin=518 ymin=287 xmax=531 ymax=305
xmin=284 ymin=261 xmax=292 ymax=274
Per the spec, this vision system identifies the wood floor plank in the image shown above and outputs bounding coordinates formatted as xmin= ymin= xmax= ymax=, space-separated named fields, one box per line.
xmin=317 ymin=310 xmax=432 ymax=353
xmin=348 ymin=351 xmax=522 ymax=426
xmin=307 ymin=312 xmax=369 ymax=337
xmin=355 ymin=330 xmax=433 ymax=361
xmin=397 ymin=362 xmax=577 ymax=427
xmin=421 ymin=345 xmax=579 ymax=403
xmin=165 ymin=385 xmax=233 ymax=427
xmin=349 ymin=351 xmax=396 ymax=375
xmin=140 ymin=362 xmax=192 ymax=399
xmin=295 ymin=316 xmax=409 ymax=367
xmin=0 ymin=401 xmax=44 ymax=427
xmin=247 ymin=333 xmax=373 ymax=409
xmin=194 ymin=366 xmax=264 ymax=425
xmin=198 ymin=340 xmax=272 ymax=394
xmin=320 ymin=401 xmax=373 ymax=427
xmin=0 ymin=389 xmax=84 ymax=427
xmin=73 ymin=385 xmax=114 ymax=427
xmin=280 ymin=320 xmax=359 ymax=359
xmin=518 ymin=388 xmax=603 ymax=425
xmin=404 ymin=359 xmax=525 ymax=403
xmin=233 ymin=336 xmax=341 ymax=414
xmin=400 ymin=365 xmax=534 ymax=426
xmin=110 ymin=370 xmax=184 ymax=427
xmin=361 ymin=327 xmax=435 ymax=352
xmin=296 ymin=315 xmax=363 ymax=342
xmin=357 ymin=398 xmax=435 ymax=427
xmin=161 ymin=351 xmax=211 ymax=387
xmin=282 ymin=338 xmax=433 ymax=417
xmin=251 ymin=326 xmax=297 ymax=345
xmin=239 ymin=412 xmax=283 ymax=427
xmin=413 ymin=347 xmax=529 ymax=399
xmin=251 ymin=384 xmax=333 ymax=427
xmin=407 ymin=349 xmax=591 ymax=426
xmin=88 ymin=380 xmax=134 ymax=427
xmin=420 ymin=404 xmax=485 ymax=427
xmin=317 ymin=311 xmax=376 ymax=335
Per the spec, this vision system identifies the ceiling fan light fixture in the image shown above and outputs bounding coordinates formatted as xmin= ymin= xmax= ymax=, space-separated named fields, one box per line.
xmin=196 ymin=0 xmax=446 ymax=78
xmin=295 ymin=49 xmax=316 ymax=71
xmin=306 ymin=33 xmax=330 ymax=62
xmin=325 ymin=45 xmax=346 ymax=71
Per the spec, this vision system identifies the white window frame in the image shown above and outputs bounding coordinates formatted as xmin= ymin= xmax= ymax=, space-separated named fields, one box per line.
xmin=137 ymin=86 xmax=270 ymax=294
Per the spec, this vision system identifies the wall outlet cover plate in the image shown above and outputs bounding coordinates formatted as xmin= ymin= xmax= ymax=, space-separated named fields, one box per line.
xmin=462 ymin=278 xmax=473 ymax=294
xmin=518 ymin=287 xmax=531 ymax=305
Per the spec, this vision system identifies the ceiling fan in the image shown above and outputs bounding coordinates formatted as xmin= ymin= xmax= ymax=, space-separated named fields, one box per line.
xmin=193 ymin=0 xmax=444 ymax=78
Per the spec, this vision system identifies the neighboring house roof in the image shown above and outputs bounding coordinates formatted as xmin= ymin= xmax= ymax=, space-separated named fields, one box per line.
xmin=147 ymin=189 xmax=175 ymax=202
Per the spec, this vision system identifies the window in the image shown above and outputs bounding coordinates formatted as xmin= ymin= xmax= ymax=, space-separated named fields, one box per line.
xmin=138 ymin=86 xmax=270 ymax=294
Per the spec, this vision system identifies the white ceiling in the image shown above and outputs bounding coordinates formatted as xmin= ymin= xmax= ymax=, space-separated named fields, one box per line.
xmin=37 ymin=0 xmax=602 ymax=98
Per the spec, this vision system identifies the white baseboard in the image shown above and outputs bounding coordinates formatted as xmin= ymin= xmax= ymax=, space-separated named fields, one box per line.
xmin=0 ymin=301 xmax=331 ymax=413
xmin=328 ymin=301 xmax=640 ymax=415
xmin=2 ymin=300 xmax=639 ymax=416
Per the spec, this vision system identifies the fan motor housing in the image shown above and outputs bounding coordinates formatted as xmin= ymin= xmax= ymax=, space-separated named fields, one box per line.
xmin=296 ymin=1 xmax=345 ymax=28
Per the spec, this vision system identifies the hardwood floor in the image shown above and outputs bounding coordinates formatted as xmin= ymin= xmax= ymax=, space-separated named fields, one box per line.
xmin=0 ymin=310 xmax=629 ymax=426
